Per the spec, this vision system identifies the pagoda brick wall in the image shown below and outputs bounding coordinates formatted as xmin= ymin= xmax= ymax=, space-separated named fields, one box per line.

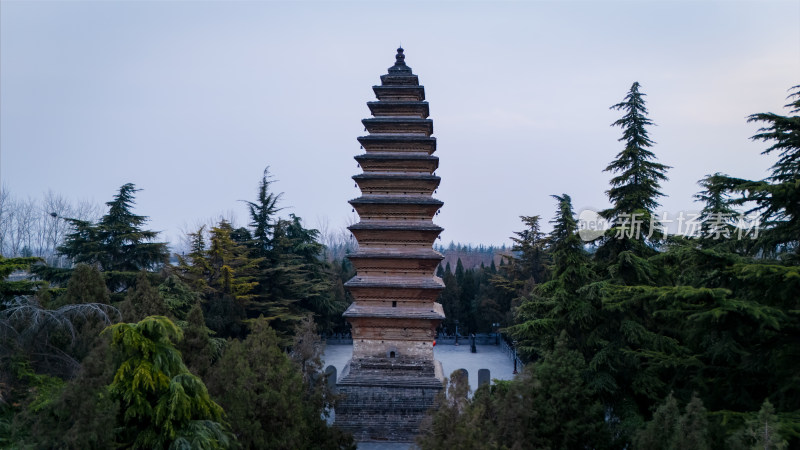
xmin=334 ymin=48 xmax=446 ymax=442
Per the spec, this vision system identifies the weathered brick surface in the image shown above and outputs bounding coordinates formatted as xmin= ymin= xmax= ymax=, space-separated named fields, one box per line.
xmin=335 ymin=360 xmax=443 ymax=441
xmin=337 ymin=48 xmax=445 ymax=442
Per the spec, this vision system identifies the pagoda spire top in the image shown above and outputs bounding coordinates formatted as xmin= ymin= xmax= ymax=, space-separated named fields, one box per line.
xmin=388 ymin=47 xmax=412 ymax=74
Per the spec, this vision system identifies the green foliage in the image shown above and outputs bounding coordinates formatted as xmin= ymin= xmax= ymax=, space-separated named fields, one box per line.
xmin=1 ymin=296 xmax=119 ymax=379
xmin=52 ymin=183 xmax=168 ymax=292
xmin=599 ymin=82 xmax=670 ymax=260
xmin=604 ymin=81 xmax=670 ymax=218
xmin=677 ymin=394 xmax=710 ymax=450
xmin=177 ymin=303 xmax=219 ymax=378
xmin=118 ymin=271 xmax=169 ymax=322
xmin=0 ymin=255 xmax=43 ymax=302
xmin=418 ymin=333 xmax=608 ymax=449
xmin=243 ymin=166 xmax=283 ymax=252
xmin=1 ymin=358 xmax=66 ymax=444
xmin=509 ymin=215 xmax=549 ymax=284
xmin=734 ymin=86 xmax=800 ymax=260
xmin=634 ymin=392 xmax=710 ymax=450
xmin=727 ymin=399 xmax=789 ymax=450
xmin=177 ymin=220 xmax=257 ymax=338
xmin=23 ymin=334 xmax=119 ymax=449
xmin=159 ymin=275 xmax=199 ymax=320
xmin=206 ymin=320 xmax=353 ymax=449
xmin=106 ymin=316 xmax=232 ymax=449
xmin=509 ymin=194 xmax=597 ymax=358
xmin=52 ymin=263 xmax=110 ymax=308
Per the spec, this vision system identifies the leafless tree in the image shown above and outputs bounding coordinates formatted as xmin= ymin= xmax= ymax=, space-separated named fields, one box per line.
xmin=0 ymin=187 xmax=101 ymax=262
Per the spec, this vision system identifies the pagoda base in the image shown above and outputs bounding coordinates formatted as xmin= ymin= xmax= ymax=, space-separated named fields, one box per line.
xmin=334 ymin=356 xmax=445 ymax=442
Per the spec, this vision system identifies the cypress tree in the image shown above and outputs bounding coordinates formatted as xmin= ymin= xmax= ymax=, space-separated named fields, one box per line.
xmin=53 ymin=263 xmax=110 ymax=307
xmin=205 ymin=320 xmax=353 ymax=449
xmin=118 ymin=271 xmax=168 ymax=322
xmin=178 ymin=302 xmax=216 ymax=378
xmin=634 ymin=393 xmax=680 ymax=450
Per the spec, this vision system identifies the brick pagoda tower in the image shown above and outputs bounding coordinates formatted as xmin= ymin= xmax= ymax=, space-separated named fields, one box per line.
xmin=335 ymin=48 xmax=446 ymax=441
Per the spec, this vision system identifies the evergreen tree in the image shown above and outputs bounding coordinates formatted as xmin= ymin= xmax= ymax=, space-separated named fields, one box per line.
xmin=238 ymin=168 xmax=340 ymax=337
xmin=676 ymin=393 xmax=710 ymax=450
xmin=437 ymin=263 xmax=461 ymax=334
xmin=724 ymin=86 xmax=800 ymax=260
xmin=52 ymin=263 xmax=110 ymax=307
xmin=159 ymin=274 xmax=199 ymax=320
xmin=634 ymin=392 xmax=680 ymax=450
xmin=600 ymin=82 xmax=670 ymax=259
xmin=243 ymin=166 xmax=283 ymax=253
xmin=509 ymin=215 xmax=549 ymax=283
xmin=264 ymin=214 xmax=339 ymax=335
xmin=47 ymin=184 xmax=168 ymax=292
xmin=106 ymin=315 xmax=232 ymax=449
xmin=206 ymin=320 xmax=353 ymax=449
xmin=728 ymin=399 xmax=789 ymax=450
xmin=509 ymin=194 xmax=597 ymax=358
xmin=118 ymin=271 xmax=168 ymax=322
xmin=177 ymin=221 xmax=258 ymax=338
xmin=25 ymin=333 xmax=119 ymax=449
xmin=0 ymin=255 xmax=43 ymax=303
xmin=418 ymin=333 xmax=607 ymax=449
xmin=692 ymin=172 xmax=744 ymax=252
xmin=177 ymin=302 xmax=219 ymax=378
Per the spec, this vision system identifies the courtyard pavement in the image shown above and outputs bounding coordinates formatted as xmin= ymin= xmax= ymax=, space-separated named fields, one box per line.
xmin=322 ymin=342 xmax=518 ymax=449
xmin=322 ymin=342 xmax=518 ymax=393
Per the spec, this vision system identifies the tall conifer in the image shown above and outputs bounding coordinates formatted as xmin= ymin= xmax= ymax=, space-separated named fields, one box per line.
xmin=601 ymin=82 xmax=670 ymax=258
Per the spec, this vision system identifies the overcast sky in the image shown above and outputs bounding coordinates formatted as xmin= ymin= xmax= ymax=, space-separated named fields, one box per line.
xmin=2 ymin=1 xmax=798 ymax=248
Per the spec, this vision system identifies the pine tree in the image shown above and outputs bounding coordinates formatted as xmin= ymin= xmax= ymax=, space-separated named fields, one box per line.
xmin=726 ymin=86 xmax=800 ymax=260
xmin=180 ymin=220 xmax=258 ymax=337
xmin=510 ymin=215 xmax=549 ymax=283
xmin=694 ymin=173 xmax=739 ymax=244
xmin=243 ymin=167 xmax=283 ymax=253
xmin=52 ymin=184 xmax=168 ymax=292
xmin=600 ymin=82 xmax=670 ymax=258
xmin=510 ymin=194 xmax=597 ymax=358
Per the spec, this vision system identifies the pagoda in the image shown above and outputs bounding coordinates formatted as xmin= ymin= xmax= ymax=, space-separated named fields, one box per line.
xmin=334 ymin=48 xmax=446 ymax=441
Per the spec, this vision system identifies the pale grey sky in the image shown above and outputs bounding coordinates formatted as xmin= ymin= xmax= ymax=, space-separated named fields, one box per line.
xmin=2 ymin=1 xmax=798 ymax=248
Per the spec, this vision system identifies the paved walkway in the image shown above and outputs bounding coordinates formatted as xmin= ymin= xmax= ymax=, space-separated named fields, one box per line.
xmin=356 ymin=444 xmax=417 ymax=450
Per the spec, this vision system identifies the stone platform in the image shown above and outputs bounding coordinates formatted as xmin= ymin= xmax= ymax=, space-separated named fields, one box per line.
xmin=334 ymin=356 xmax=444 ymax=441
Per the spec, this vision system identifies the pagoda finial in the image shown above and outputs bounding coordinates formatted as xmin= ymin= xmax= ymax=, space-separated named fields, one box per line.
xmin=388 ymin=46 xmax=412 ymax=74
xmin=395 ymin=47 xmax=405 ymax=65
